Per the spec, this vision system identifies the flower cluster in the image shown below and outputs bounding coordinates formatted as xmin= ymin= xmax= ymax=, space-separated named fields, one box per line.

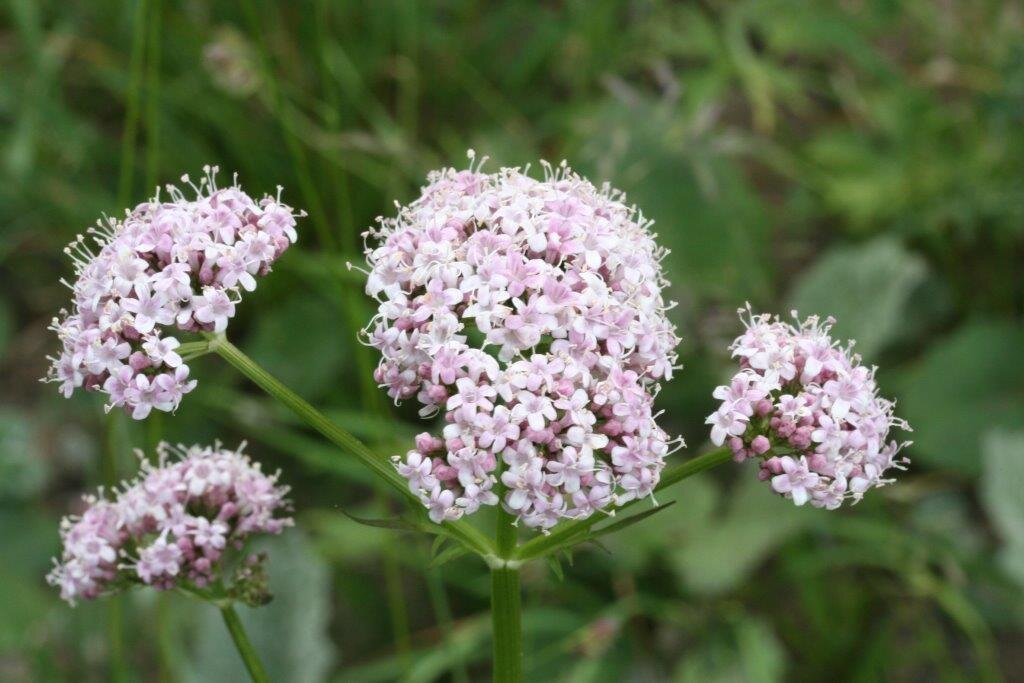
xmin=47 ymin=442 xmax=292 ymax=605
xmin=707 ymin=308 xmax=910 ymax=509
xmin=45 ymin=167 xmax=301 ymax=419
xmin=362 ymin=153 xmax=682 ymax=529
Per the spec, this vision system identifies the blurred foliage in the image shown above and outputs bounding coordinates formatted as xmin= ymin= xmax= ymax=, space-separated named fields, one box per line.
xmin=1 ymin=0 xmax=1023 ymax=680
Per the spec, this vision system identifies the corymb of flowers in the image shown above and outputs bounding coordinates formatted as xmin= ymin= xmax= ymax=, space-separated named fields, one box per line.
xmin=45 ymin=167 xmax=301 ymax=419
xmin=360 ymin=152 xmax=683 ymax=529
xmin=47 ymin=442 xmax=292 ymax=606
xmin=707 ymin=307 xmax=911 ymax=509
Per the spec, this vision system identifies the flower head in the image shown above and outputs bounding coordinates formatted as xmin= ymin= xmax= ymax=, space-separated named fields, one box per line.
xmin=44 ymin=167 xmax=302 ymax=418
xmin=47 ymin=441 xmax=292 ymax=605
xmin=708 ymin=306 xmax=911 ymax=509
xmin=366 ymin=153 xmax=683 ymax=530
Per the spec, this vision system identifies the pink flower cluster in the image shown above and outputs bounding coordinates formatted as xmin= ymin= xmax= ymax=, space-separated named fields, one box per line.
xmin=47 ymin=442 xmax=292 ymax=605
xmin=707 ymin=308 xmax=910 ymax=509
xmin=362 ymin=154 xmax=682 ymax=529
xmin=45 ymin=167 xmax=301 ymax=419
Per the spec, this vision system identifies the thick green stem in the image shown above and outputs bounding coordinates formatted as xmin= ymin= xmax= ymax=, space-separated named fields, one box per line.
xmin=103 ymin=415 xmax=129 ymax=683
xmin=220 ymin=604 xmax=270 ymax=683
xmin=491 ymin=503 xmax=522 ymax=681
xmin=490 ymin=566 xmax=523 ymax=683
xmin=209 ymin=335 xmax=494 ymax=557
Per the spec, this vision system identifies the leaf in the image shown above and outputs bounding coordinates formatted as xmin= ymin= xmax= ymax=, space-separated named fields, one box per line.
xmin=897 ymin=321 xmax=1024 ymax=475
xmin=981 ymin=430 xmax=1024 ymax=586
xmin=546 ymin=554 xmax=565 ymax=582
xmin=787 ymin=237 xmax=928 ymax=357
xmin=183 ymin=531 xmax=335 ymax=683
xmin=338 ymin=508 xmax=421 ymax=532
xmin=588 ymin=501 xmax=677 ymax=540
xmin=429 ymin=544 xmax=469 ymax=568
xmin=430 ymin=534 xmax=448 ymax=559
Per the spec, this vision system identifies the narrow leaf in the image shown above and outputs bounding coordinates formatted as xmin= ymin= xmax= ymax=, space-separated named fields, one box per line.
xmin=589 ymin=501 xmax=677 ymax=540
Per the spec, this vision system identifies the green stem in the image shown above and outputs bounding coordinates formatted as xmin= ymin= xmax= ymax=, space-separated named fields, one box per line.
xmin=514 ymin=446 xmax=733 ymax=561
xmin=490 ymin=565 xmax=523 ymax=683
xmin=491 ymin=500 xmax=522 ymax=681
xmin=108 ymin=597 xmax=128 ymax=683
xmin=103 ymin=414 xmax=129 ymax=683
xmin=220 ymin=604 xmax=270 ymax=683
xmin=208 ymin=335 xmax=494 ymax=557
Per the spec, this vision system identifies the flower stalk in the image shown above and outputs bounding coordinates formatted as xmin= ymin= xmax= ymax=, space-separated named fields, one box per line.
xmin=207 ymin=334 xmax=494 ymax=557
xmin=220 ymin=603 xmax=270 ymax=683
xmin=492 ymin=504 xmax=523 ymax=682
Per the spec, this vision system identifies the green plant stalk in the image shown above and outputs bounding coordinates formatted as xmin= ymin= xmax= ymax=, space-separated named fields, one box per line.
xmin=247 ymin=1 xmax=414 ymax=655
xmin=490 ymin=568 xmax=522 ymax=682
xmin=492 ymin=491 xmax=522 ymax=681
xmin=490 ymin=563 xmax=522 ymax=682
xmin=103 ymin=413 xmax=129 ymax=683
xmin=220 ymin=604 xmax=270 ymax=683
xmin=514 ymin=446 xmax=733 ymax=561
xmin=208 ymin=335 xmax=493 ymax=557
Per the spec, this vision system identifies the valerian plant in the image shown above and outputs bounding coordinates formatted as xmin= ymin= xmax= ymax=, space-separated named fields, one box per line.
xmin=46 ymin=158 xmax=910 ymax=682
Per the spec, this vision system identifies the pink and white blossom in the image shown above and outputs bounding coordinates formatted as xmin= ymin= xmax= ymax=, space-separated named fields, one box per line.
xmin=366 ymin=153 xmax=683 ymax=529
xmin=47 ymin=441 xmax=292 ymax=604
xmin=44 ymin=167 xmax=302 ymax=418
xmin=709 ymin=307 xmax=911 ymax=509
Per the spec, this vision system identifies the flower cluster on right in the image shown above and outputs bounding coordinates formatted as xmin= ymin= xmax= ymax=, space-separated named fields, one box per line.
xmin=707 ymin=308 xmax=910 ymax=509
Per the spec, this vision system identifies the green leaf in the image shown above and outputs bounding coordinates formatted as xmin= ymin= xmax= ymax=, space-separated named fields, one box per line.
xmin=981 ymin=430 xmax=1024 ymax=586
xmin=897 ymin=321 xmax=1024 ymax=475
xmin=588 ymin=501 xmax=677 ymax=540
xmin=338 ymin=508 xmax=421 ymax=532
xmin=546 ymin=554 xmax=564 ymax=582
xmin=787 ymin=237 xmax=928 ymax=357
xmin=429 ymin=544 xmax=469 ymax=568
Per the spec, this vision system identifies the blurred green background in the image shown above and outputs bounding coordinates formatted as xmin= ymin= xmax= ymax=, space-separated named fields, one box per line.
xmin=2 ymin=0 xmax=1023 ymax=680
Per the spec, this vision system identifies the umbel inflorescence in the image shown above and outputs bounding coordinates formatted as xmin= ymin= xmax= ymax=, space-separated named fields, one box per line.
xmin=47 ymin=442 xmax=292 ymax=605
xmin=45 ymin=167 xmax=301 ymax=419
xmin=707 ymin=307 xmax=911 ymax=509
xmin=360 ymin=153 xmax=683 ymax=529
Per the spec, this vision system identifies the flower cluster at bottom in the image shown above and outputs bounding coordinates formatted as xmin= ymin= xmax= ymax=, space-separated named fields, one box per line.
xmin=707 ymin=308 xmax=910 ymax=509
xmin=396 ymin=353 xmax=681 ymax=529
xmin=47 ymin=442 xmax=292 ymax=605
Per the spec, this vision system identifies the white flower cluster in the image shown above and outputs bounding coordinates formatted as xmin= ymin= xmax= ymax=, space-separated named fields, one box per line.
xmin=707 ymin=308 xmax=910 ymax=509
xmin=362 ymin=154 xmax=683 ymax=529
xmin=47 ymin=442 xmax=292 ymax=605
xmin=45 ymin=167 xmax=301 ymax=418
